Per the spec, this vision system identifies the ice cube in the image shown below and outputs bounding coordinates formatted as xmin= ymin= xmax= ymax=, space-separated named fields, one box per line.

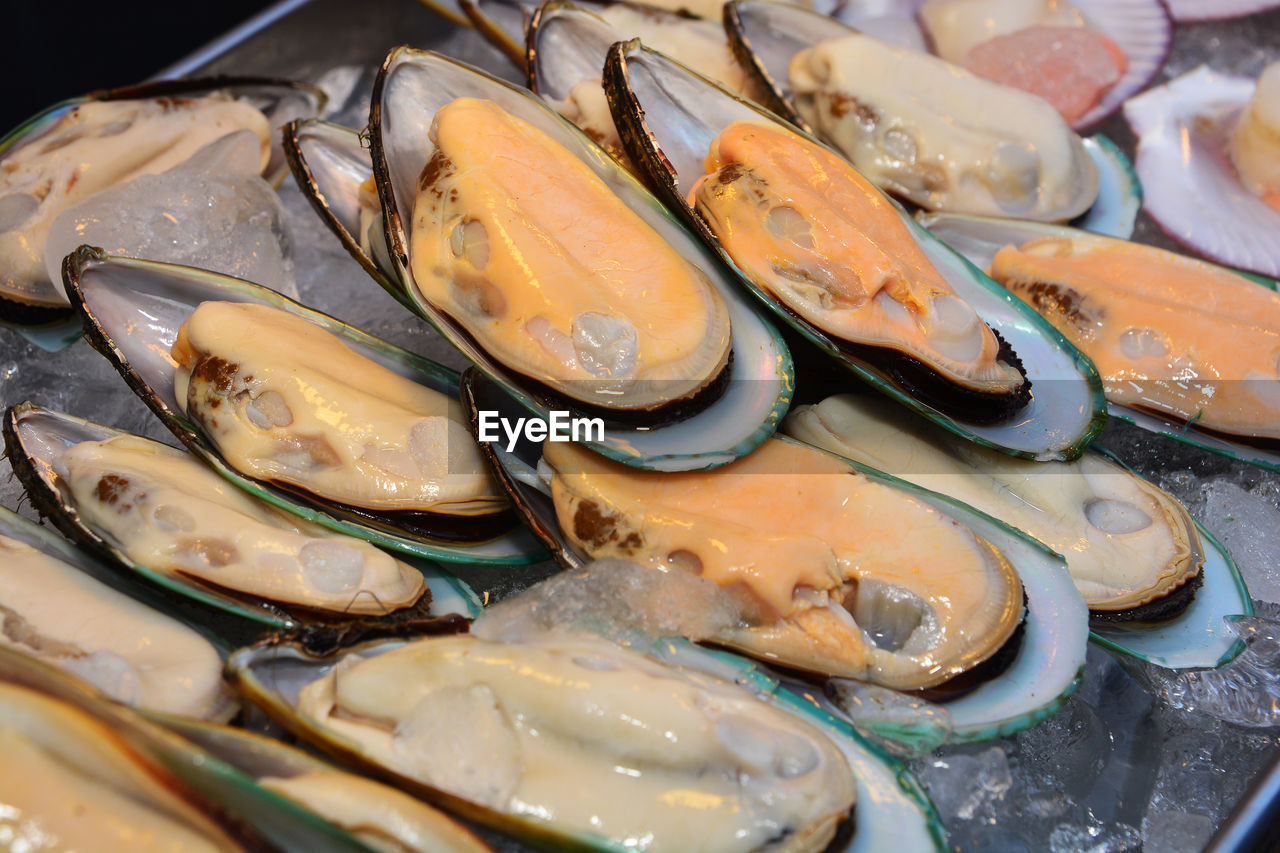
xmin=916 ymin=745 xmax=1012 ymax=822
xmin=1144 ymin=602 xmax=1280 ymax=727
xmin=1141 ymin=811 xmax=1215 ymax=853
xmin=1202 ymin=479 xmax=1280 ymax=605
xmin=471 ymin=557 xmax=743 ymax=645
xmin=44 ymin=131 xmax=297 ymax=297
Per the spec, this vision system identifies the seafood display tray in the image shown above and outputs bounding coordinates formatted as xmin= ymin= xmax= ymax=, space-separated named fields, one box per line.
xmin=1 ymin=0 xmax=1278 ymax=850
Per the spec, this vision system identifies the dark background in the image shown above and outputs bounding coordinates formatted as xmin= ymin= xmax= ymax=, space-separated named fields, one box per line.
xmin=3 ymin=1 xmax=277 ymax=131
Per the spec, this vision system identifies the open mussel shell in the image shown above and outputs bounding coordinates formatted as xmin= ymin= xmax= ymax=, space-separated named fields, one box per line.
xmin=1088 ymin=451 xmax=1252 ymax=670
xmin=464 ymin=368 xmax=1088 ymax=744
xmin=4 ymin=403 xmax=483 ymax=630
xmin=226 ymin=622 xmax=946 ymax=852
xmin=0 ymin=76 xmax=325 ymax=330
xmin=370 ymin=47 xmax=794 ymax=472
xmin=722 ymin=0 xmax=1142 ymax=236
xmin=1124 ymin=66 xmax=1280 ymax=280
xmin=780 ymin=394 xmax=1252 ymax=670
xmin=282 ymin=118 xmax=409 ymax=309
xmin=0 ymin=645 xmax=400 ymax=853
xmin=727 ymin=0 xmax=1170 ymax=133
xmin=919 ymin=211 xmax=1280 ymax=477
xmin=144 ymin=711 xmax=495 ymax=853
xmin=0 ymin=506 xmax=241 ymax=719
xmin=603 ymin=41 xmax=1106 ymax=462
xmin=61 ymin=248 xmax=544 ymax=565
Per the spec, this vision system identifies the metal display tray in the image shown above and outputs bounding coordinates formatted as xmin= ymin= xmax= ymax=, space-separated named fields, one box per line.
xmin=1 ymin=0 xmax=1278 ymax=850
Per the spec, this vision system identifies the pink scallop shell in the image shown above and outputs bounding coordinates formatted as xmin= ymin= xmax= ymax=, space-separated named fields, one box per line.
xmin=1124 ymin=65 xmax=1280 ymax=278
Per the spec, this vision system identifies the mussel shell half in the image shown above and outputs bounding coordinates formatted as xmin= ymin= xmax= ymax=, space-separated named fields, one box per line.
xmin=603 ymin=40 xmax=1106 ymax=462
xmin=226 ymin=625 xmax=945 ymax=853
xmin=143 ymin=711 xmax=496 ymax=853
xmin=919 ymin=211 xmax=1280 ymax=478
xmin=459 ymin=0 xmax=536 ymax=68
xmin=0 ymin=645 xmax=390 ymax=853
xmin=464 ymin=368 xmax=1088 ymax=743
xmin=0 ymin=76 xmax=325 ymax=320
xmin=282 ymin=118 xmax=408 ymax=309
xmin=370 ymin=47 xmax=794 ymax=471
xmin=3 ymin=403 xmax=483 ymax=629
xmin=726 ymin=0 xmax=1170 ymax=133
xmin=722 ymin=0 xmax=1141 ymax=231
xmin=61 ymin=248 xmax=543 ymax=565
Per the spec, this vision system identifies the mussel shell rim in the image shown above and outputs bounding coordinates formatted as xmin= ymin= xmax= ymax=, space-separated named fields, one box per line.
xmin=280 ymin=117 xmax=414 ymax=311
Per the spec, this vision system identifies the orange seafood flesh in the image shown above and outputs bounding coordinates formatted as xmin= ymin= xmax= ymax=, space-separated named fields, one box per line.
xmin=546 ymin=437 xmax=1024 ymax=690
xmin=687 ymin=120 xmax=1024 ymax=395
xmin=408 ymin=97 xmax=730 ymax=411
xmin=991 ymin=235 xmax=1280 ymax=440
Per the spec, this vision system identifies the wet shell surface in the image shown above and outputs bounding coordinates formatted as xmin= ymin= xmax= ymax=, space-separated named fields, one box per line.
xmin=1124 ymin=65 xmax=1280 ymax=279
xmin=371 ymin=47 xmax=793 ymax=471
xmin=603 ymin=39 xmax=1107 ymax=461
xmin=150 ymin=711 xmax=495 ymax=853
xmin=0 ymin=647 xmax=421 ymax=853
xmin=62 ymin=249 xmax=543 ymax=564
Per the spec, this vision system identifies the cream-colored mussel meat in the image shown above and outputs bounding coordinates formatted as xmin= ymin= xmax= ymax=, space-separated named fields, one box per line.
xmin=0 ymin=94 xmax=270 ymax=291
xmin=785 ymin=394 xmax=1203 ymax=614
xmin=171 ymin=300 xmax=506 ymax=518
xmin=296 ymin=634 xmax=855 ymax=853
xmin=0 ymin=535 xmax=228 ymax=718
xmin=260 ymin=771 xmax=493 ymax=853
xmin=787 ymin=34 xmax=1098 ymax=220
xmin=0 ymin=683 xmax=245 ymax=852
xmin=544 ymin=438 xmax=1024 ymax=690
xmin=57 ymin=435 xmax=425 ymax=615
xmin=409 ymin=97 xmax=731 ymax=412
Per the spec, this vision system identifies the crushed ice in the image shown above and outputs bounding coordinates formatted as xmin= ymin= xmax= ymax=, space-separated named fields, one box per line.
xmin=43 ymin=131 xmax=298 ymax=297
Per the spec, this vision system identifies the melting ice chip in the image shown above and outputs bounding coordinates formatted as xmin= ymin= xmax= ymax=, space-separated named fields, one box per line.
xmin=44 ymin=130 xmax=297 ymax=297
